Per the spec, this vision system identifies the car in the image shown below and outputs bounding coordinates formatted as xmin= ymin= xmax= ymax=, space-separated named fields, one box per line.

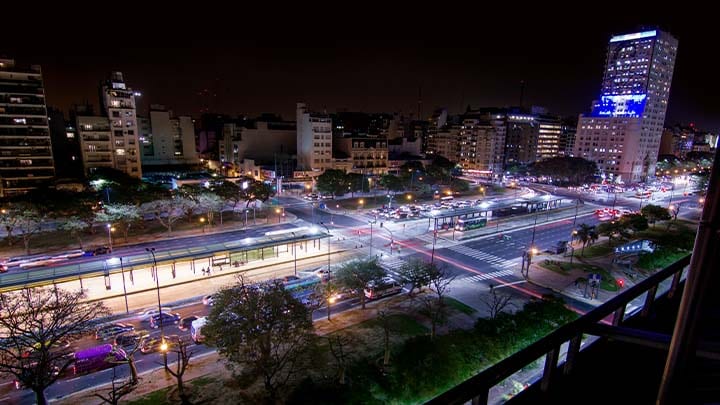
xmin=115 ymin=332 xmax=145 ymax=348
xmin=202 ymin=294 xmax=216 ymax=306
xmin=137 ymin=307 xmax=175 ymax=322
xmin=149 ymin=312 xmax=181 ymax=329
xmin=140 ymin=335 xmax=182 ymax=354
xmin=95 ymin=323 xmax=135 ymax=340
xmin=92 ymin=246 xmax=112 ymax=256
xmin=179 ymin=316 xmax=199 ymax=331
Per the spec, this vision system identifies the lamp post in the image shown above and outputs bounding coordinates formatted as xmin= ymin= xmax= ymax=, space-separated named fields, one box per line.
xmin=379 ymin=222 xmax=394 ymax=255
xmin=106 ymin=224 xmax=115 ymax=252
xmin=431 ymin=229 xmax=438 ymax=264
xmin=145 ymin=247 xmax=167 ymax=370
xmin=530 ymin=208 xmax=539 ymax=247
xmin=199 ymin=217 xmax=206 ymax=233
xmin=290 ymin=232 xmax=297 ymax=276
xmin=319 ymin=222 xmax=331 ymax=274
xmin=108 ymin=257 xmax=129 ymax=314
xmin=572 ymin=199 xmax=580 ymax=228
xmin=368 ymin=220 xmax=376 ymax=256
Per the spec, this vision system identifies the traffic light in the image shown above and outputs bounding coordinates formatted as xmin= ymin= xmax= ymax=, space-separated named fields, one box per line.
xmin=617 ymin=278 xmax=625 ymax=288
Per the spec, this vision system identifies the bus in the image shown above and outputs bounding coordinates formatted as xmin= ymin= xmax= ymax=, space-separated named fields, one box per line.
xmin=283 ymin=276 xmax=321 ymax=306
xmin=364 ymin=277 xmax=402 ymax=300
xmin=191 ymin=317 xmax=207 ymax=344
xmin=72 ymin=344 xmax=127 ymax=375
xmin=455 ymin=217 xmax=487 ymax=231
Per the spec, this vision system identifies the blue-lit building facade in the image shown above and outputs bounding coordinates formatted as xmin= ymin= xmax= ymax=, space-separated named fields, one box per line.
xmin=574 ymin=29 xmax=677 ymax=182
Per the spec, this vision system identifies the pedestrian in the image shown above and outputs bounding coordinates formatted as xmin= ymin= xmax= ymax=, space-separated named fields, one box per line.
xmin=201 ymin=267 xmax=206 ymax=276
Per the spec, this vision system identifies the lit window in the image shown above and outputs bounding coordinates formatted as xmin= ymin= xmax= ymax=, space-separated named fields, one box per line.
xmin=13 ymin=118 xmax=27 ymax=125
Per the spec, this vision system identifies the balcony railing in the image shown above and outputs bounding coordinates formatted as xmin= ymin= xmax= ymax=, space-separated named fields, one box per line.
xmin=427 ymin=254 xmax=691 ymax=405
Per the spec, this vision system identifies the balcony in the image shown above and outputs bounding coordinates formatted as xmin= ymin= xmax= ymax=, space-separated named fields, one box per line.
xmin=428 ymin=255 xmax=693 ymax=405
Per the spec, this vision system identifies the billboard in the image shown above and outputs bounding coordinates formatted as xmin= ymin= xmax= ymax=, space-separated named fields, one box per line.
xmin=591 ymin=94 xmax=647 ymax=118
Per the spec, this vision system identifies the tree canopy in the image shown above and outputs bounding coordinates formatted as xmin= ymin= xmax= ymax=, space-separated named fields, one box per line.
xmin=529 ymin=157 xmax=597 ymax=185
xmin=316 ymin=170 xmax=349 ymax=197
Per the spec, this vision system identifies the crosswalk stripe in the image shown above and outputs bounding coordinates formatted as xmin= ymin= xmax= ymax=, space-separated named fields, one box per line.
xmin=445 ymin=245 xmax=513 ymax=269
xmin=464 ymin=269 xmax=515 ymax=282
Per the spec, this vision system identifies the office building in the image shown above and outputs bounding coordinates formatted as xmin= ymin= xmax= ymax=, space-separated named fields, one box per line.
xmin=574 ymin=29 xmax=678 ymax=182
xmin=0 ymin=59 xmax=55 ymax=196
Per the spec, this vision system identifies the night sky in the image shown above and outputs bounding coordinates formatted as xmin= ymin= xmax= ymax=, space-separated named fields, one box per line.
xmin=2 ymin=15 xmax=717 ymax=131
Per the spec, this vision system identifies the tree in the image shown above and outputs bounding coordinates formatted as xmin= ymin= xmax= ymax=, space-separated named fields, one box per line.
xmin=619 ymin=213 xmax=648 ymax=233
xmin=314 ymin=281 xmax=340 ymax=321
xmin=95 ymin=204 xmax=142 ymax=243
xmin=376 ymin=308 xmax=395 ymax=367
xmin=58 ymin=217 xmax=90 ymax=249
xmin=426 ymin=262 xmax=455 ymax=305
xmin=212 ymin=180 xmax=242 ymax=214
xmin=479 ymin=284 xmax=514 ymax=320
xmin=93 ymin=365 xmax=135 ymax=405
xmin=165 ymin=338 xmax=194 ymax=404
xmin=449 ymin=178 xmax=470 ymax=193
xmin=575 ymin=223 xmax=595 ymax=256
xmin=596 ymin=221 xmax=625 ymax=247
xmin=203 ymin=278 xmax=314 ymax=402
xmin=379 ymin=174 xmax=404 ymax=193
xmin=529 ymin=157 xmax=597 ymax=185
xmin=0 ymin=204 xmax=24 ymax=246
xmin=0 ymin=287 xmax=110 ymax=405
xmin=197 ymin=192 xmax=224 ymax=226
xmin=316 ymin=170 xmax=349 ymax=198
xmin=240 ymin=177 xmax=273 ymax=208
xmin=347 ymin=173 xmax=368 ymax=194
xmin=175 ymin=184 xmax=203 ymax=223
xmin=142 ymin=198 xmax=187 ymax=233
xmin=15 ymin=206 xmax=44 ymax=255
xmin=334 ymin=258 xmax=386 ymax=309
xmin=418 ymin=296 xmax=448 ymax=340
xmin=326 ymin=334 xmax=356 ymax=385
xmin=640 ymin=204 xmax=671 ymax=227
xmin=396 ymin=258 xmax=433 ymax=296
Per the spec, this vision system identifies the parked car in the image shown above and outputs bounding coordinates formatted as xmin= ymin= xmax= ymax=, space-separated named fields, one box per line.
xmin=115 ymin=332 xmax=145 ymax=348
xmin=140 ymin=335 xmax=182 ymax=354
xmin=202 ymin=294 xmax=217 ymax=306
xmin=95 ymin=323 xmax=135 ymax=340
xmin=92 ymin=246 xmax=112 ymax=256
xmin=149 ymin=312 xmax=181 ymax=329
xmin=137 ymin=307 xmax=175 ymax=322
xmin=179 ymin=316 xmax=198 ymax=331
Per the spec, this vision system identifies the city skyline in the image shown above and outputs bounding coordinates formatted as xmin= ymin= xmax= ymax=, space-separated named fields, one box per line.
xmin=2 ymin=18 xmax=717 ymax=131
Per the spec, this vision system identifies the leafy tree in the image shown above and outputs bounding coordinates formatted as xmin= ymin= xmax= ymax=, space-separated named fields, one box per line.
xmin=396 ymin=258 xmax=433 ymax=296
xmin=426 ymin=156 xmax=454 ymax=183
xmin=449 ymin=178 xmax=470 ymax=193
xmin=316 ymin=170 xmax=348 ymax=198
xmin=240 ymin=177 xmax=273 ymax=208
xmin=142 ymin=198 xmax=187 ymax=233
xmin=596 ymin=220 xmax=626 ymax=247
xmin=58 ymin=217 xmax=90 ymax=249
xmin=529 ymin=157 xmax=597 ymax=186
xmin=15 ymin=206 xmax=45 ymax=255
xmin=0 ymin=203 xmax=25 ymax=246
xmin=575 ymin=223 xmax=596 ymax=256
xmin=347 ymin=173 xmax=369 ymax=194
xmin=175 ymin=184 xmax=203 ymax=222
xmin=95 ymin=204 xmax=142 ymax=243
xmin=212 ymin=180 xmax=242 ymax=213
xmin=0 ymin=287 xmax=110 ymax=405
xmin=640 ymin=204 xmax=671 ymax=227
xmin=197 ymin=192 xmax=224 ymax=225
xmin=380 ymin=174 xmax=404 ymax=192
xmin=334 ymin=258 xmax=386 ymax=309
xmin=204 ymin=279 xmax=314 ymax=402
xmin=619 ymin=213 xmax=648 ymax=233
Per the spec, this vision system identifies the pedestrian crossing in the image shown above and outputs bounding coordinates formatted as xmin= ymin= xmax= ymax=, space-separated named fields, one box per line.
xmin=445 ymin=244 xmax=514 ymax=269
xmin=463 ymin=269 xmax=515 ymax=283
xmin=380 ymin=257 xmax=407 ymax=280
xmin=416 ymin=233 xmax=436 ymax=243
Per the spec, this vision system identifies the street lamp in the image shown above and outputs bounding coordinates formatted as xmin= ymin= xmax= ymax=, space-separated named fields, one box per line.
xmin=368 ymin=220 xmax=376 ymax=256
xmin=106 ymin=224 xmax=115 ymax=252
xmin=431 ymin=229 xmax=438 ymax=264
xmin=379 ymin=222 xmax=394 ymax=255
xmin=199 ymin=217 xmax=206 ymax=233
xmin=290 ymin=232 xmax=297 ymax=276
xmin=145 ymin=247 xmax=167 ymax=370
xmin=319 ymin=222 xmax=331 ymax=274
xmin=572 ymin=199 xmax=580 ymax=228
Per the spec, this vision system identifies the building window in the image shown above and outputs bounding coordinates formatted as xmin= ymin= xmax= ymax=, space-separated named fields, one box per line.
xmin=66 ymin=132 xmax=75 ymax=139
xmin=112 ymin=111 xmax=120 ymax=118
xmin=13 ymin=118 xmax=27 ymax=125
xmin=114 ymin=130 xmax=123 ymax=137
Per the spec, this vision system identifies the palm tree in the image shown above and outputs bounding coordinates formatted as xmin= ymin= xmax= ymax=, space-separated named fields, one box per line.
xmin=575 ymin=223 xmax=594 ymax=256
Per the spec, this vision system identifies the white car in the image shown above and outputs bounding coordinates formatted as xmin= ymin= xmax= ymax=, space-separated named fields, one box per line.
xmin=137 ymin=307 xmax=174 ymax=322
xmin=203 ymin=294 xmax=216 ymax=306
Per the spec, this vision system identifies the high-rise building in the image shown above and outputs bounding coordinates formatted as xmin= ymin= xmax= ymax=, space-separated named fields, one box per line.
xmin=48 ymin=107 xmax=83 ymax=179
xmin=138 ymin=105 xmax=199 ymax=168
xmin=296 ymin=103 xmax=332 ymax=172
xmin=99 ymin=72 xmax=142 ymax=178
xmin=0 ymin=59 xmax=55 ymax=196
xmin=574 ymin=29 xmax=678 ymax=182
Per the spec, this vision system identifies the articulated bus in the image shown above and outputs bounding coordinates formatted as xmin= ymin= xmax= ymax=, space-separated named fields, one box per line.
xmin=455 ymin=217 xmax=487 ymax=231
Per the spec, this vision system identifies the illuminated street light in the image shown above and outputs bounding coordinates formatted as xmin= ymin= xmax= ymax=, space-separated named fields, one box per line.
xmin=106 ymin=224 xmax=115 ymax=252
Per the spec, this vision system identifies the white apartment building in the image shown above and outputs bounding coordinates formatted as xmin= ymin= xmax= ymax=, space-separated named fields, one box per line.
xmin=98 ymin=72 xmax=142 ymax=177
xmin=296 ymin=102 xmax=332 ymax=172
xmin=139 ymin=105 xmax=199 ymax=167
xmin=574 ymin=29 xmax=678 ymax=182
xmin=76 ymin=116 xmax=114 ymax=173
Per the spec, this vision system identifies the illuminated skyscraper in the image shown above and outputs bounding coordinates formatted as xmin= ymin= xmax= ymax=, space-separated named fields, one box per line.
xmin=573 ymin=29 xmax=678 ymax=182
